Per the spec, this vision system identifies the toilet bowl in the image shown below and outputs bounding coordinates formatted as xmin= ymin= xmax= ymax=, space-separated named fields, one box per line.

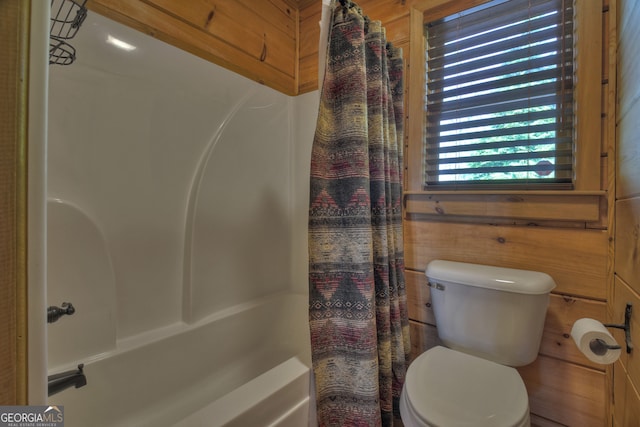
xmin=400 ymin=346 xmax=530 ymax=427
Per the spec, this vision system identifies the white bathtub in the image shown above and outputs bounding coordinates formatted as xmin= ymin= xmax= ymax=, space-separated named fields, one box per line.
xmin=49 ymin=293 xmax=311 ymax=427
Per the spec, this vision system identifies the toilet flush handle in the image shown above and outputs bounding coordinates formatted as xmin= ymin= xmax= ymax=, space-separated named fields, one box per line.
xmin=427 ymin=281 xmax=445 ymax=291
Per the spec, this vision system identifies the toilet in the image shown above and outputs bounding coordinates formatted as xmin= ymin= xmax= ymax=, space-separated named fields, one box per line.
xmin=400 ymin=260 xmax=556 ymax=427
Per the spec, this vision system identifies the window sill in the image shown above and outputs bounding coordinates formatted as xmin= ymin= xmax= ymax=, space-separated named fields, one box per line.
xmin=403 ymin=190 xmax=606 ymax=222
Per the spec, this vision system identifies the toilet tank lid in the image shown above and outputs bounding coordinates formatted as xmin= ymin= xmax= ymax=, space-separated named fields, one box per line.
xmin=425 ymin=260 xmax=556 ymax=295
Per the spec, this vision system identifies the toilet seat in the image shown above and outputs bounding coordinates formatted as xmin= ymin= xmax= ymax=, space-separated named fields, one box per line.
xmin=401 ymin=346 xmax=530 ymax=427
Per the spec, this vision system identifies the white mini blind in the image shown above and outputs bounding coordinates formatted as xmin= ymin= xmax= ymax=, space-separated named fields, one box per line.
xmin=424 ymin=0 xmax=573 ymax=189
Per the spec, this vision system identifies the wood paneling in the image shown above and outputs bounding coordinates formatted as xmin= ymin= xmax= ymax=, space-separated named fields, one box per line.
xmin=574 ymin=0 xmax=604 ymax=191
xmin=530 ymin=414 xmax=565 ymax=427
xmin=352 ymin=0 xmax=412 ymax=23
xmin=613 ymin=360 xmax=627 ymax=426
xmin=408 ymin=320 xmax=440 ymax=362
xmin=542 ymin=295 xmax=607 ymax=370
xmin=405 ymin=220 xmax=609 ymax=300
xmin=405 ymin=192 xmax=602 ymax=222
xmin=147 ymin=0 xmax=296 ymax=74
xmin=87 ymin=0 xmax=298 ymax=95
xmin=298 ymin=3 xmax=320 ymax=54
xmin=381 ymin=15 xmax=411 ymax=45
xmin=297 ymin=0 xmax=411 ymax=94
xmin=405 ymin=269 xmax=434 ymax=325
xmin=615 ymin=198 xmax=640 ymax=295
xmin=612 ymin=278 xmax=640 ymax=393
xmin=0 ymin=0 xmax=29 ymax=405
xmin=298 ymin=2 xmax=321 ymax=94
xmin=623 ymin=376 xmax=640 ymax=427
xmin=405 ymin=6 xmax=425 ymax=191
xmin=518 ymin=356 xmax=606 ymax=426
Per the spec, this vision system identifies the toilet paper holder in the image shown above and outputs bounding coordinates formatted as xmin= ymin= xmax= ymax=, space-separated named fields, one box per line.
xmin=602 ymin=303 xmax=633 ymax=354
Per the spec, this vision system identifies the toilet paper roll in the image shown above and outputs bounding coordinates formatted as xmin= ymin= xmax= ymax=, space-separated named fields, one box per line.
xmin=571 ymin=318 xmax=621 ymax=364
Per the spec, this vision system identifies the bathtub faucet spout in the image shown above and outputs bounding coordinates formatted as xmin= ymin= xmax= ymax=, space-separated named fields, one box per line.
xmin=48 ymin=364 xmax=87 ymax=396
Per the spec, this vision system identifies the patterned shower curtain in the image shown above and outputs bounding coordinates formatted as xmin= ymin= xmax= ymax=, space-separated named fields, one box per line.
xmin=308 ymin=1 xmax=410 ymax=425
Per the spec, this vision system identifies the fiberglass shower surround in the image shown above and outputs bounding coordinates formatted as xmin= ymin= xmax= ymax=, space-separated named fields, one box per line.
xmin=45 ymin=10 xmax=313 ymax=427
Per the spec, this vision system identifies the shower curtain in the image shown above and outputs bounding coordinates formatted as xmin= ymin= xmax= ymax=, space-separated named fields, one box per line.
xmin=308 ymin=1 xmax=410 ymax=425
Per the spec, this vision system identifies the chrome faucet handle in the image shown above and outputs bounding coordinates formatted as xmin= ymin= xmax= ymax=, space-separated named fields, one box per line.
xmin=47 ymin=302 xmax=76 ymax=323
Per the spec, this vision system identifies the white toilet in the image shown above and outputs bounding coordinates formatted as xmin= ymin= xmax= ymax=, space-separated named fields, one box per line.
xmin=400 ymin=260 xmax=556 ymax=427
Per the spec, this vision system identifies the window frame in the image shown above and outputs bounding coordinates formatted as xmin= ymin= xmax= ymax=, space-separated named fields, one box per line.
xmin=406 ymin=0 xmax=603 ymax=197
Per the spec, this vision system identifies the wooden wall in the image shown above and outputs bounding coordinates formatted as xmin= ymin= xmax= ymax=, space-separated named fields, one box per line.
xmin=299 ymin=0 xmax=412 ymax=94
xmin=87 ymin=0 xmax=300 ymax=95
xmin=0 ymin=0 xmax=29 ymax=405
xmin=300 ymin=1 xmax=614 ymax=425
xmin=612 ymin=0 xmax=640 ymax=425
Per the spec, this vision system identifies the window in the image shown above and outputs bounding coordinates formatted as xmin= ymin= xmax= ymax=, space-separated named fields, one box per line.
xmin=424 ymin=0 xmax=574 ymax=189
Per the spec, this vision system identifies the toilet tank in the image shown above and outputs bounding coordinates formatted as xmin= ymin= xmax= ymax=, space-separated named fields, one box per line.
xmin=426 ymin=260 xmax=556 ymax=367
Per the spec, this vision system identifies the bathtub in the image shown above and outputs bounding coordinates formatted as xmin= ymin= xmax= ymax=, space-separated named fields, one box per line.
xmin=49 ymin=293 xmax=312 ymax=427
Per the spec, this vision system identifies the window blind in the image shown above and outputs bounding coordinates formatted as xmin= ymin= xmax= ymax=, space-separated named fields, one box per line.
xmin=424 ymin=0 xmax=574 ymax=189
